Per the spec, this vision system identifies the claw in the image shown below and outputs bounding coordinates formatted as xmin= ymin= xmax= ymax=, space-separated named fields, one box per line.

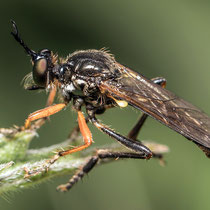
xmin=56 ymin=184 xmax=68 ymax=192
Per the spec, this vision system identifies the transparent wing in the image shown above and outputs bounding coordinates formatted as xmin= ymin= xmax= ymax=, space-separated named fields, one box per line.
xmin=100 ymin=64 xmax=210 ymax=153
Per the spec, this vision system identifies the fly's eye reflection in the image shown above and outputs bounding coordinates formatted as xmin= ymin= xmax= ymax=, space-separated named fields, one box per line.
xmin=11 ymin=20 xmax=210 ymax=192
xmin=33 ymin=58 xmax=48 ymax=86
xmin=34 ymin=58 xmax=47 ymax=74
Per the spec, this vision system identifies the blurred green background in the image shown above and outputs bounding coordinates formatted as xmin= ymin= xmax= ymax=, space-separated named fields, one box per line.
xmin=1 ymin=0 xmax=210 ymax=209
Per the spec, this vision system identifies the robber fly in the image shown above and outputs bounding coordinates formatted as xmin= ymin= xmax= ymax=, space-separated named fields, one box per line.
xmin=11 ymin=21 xmax=210 ymax=191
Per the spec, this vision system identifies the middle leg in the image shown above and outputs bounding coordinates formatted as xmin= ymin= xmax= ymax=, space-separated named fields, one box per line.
xmin=87 ymin=109 xmax=152 ymax=159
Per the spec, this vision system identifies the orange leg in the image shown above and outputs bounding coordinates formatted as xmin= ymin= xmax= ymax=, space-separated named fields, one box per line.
xmin=24 ymin=111 xmax=93 ymax=178
xmin=58 ymin=111 xmax=93 ymax=156
xmin=31 ymin=86 xmax=57 ymax=129
xmin=46 ymin=86 xmax=57 ymax=106
xmin=25 ymin=103 xmax=66 ymax=129
xmin=47 ymin=111 xmax=93 ymax=167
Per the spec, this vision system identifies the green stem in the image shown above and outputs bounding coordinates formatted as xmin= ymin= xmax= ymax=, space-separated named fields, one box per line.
xmin=0 ymin=128 xmax=169 ymax=195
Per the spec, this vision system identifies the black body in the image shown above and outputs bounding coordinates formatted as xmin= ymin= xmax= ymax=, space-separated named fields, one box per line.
xmin=11 ymin=20 xmax=210 ymax=158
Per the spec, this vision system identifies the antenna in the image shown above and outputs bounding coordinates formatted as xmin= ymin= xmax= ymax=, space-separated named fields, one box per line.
xmin=11 ymin=20 xmax=37 ymax=60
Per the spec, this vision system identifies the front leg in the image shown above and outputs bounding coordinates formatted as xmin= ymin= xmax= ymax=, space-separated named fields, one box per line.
xmin=25 ymin=85 xmax=57 ymax=130
xmin=25 ymin=103 xmax=66 ymax=129
xmin=24 ymin=109 xmax=94 ymax=177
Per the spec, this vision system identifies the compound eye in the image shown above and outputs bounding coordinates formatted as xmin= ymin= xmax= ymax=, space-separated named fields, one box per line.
xmin=33 ymin=58 xmax=48 ymax=87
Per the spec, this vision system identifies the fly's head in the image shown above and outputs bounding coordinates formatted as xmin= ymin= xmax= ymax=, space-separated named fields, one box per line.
xmin=31 ymin=48 xmax=58 ymax=87
xmin=11 ymin=21 xmax=58 ymax=89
